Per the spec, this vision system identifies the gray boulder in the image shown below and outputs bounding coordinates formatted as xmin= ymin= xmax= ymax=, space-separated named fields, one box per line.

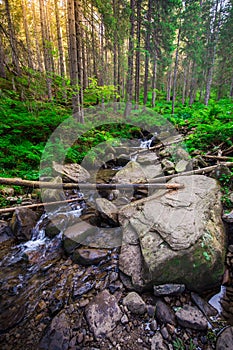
xmin=119 ymin=175 xmax=226 ymax=292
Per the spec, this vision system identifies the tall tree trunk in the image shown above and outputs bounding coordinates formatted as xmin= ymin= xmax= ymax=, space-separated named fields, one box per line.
xmin=39 ymin=0 xmax=53 ymax=99
xmin=151 ymin=52 xmax=157 ymax=108
xmin=124 ymin=0 xmax=135 ymax=116
xmin=32 ymin=2 xmax=43 ymax=72
xmin=172 ymin=25 xmax=181 ymax=114
xmin=143 ymin=0 xmax=152 ymax=106
xmin=113 ymin=0 xmax=118 ymax=102
xmin=204 ymin=0 xmax=221 ymax=106
xmin=0 ymin=35 xmax=6 ymax=78
xmin=189 ymin=61 xmax=197 ymax=105
xmin=74 ymin=0 xmax=84 ymax=120
xmin=229 ymin=75 xmax=233 ymax=99
xmin=91 ymin=2 xmax=97 ymax=79
xmin=81 ymin=24 xmax=87 ymax=89
xmin=67 ymin=0 xmax=83 ymax=122
xmin=204 ymin=45 xmax=216 ymax=106
xmin=54 ymin=0 xmax=66 ymax=98
xmin=135 ymin=0 xmax=142 ymax=109
xmin=166 ymin=68 xmax=172 ymax=102
xmin=5 ymin=0 xmax=20 ymax=74
xmin=182 ymin=60 xmax=189 ymax=105
xmin=117 ymin=42 xmax=121 ymax=100
xmin=21 ymin=0 xmax=33 ymax=69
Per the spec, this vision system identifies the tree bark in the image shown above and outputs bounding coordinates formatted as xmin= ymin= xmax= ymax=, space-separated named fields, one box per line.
xmin=32 ymin=1 xmax=43 ymax=72
xmin=151 ymin=52 xmax=157 ymax=108
xmin=39 ymin=0 xmax=53 ymax=99
xmin=172 ymin=25 xmax=181 ymax=114
xmin=67 ymin=0 xmax=83 ymax=122
xmin=21 ymin=0 xmax=33 ymax=69
xmin=135 ymin=0 xmax=142 ymax=109
xmin=143 ymin=0 xmax=152 ymax=106
xmin=5 ymin=0 xmax=20 ymax=74
xmin=124 ymin=0 xmax=136 ymax=117
xmin=0 ymin=34 xmax=6 ymax=78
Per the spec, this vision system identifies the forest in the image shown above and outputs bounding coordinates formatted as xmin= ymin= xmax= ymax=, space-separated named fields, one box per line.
xmin=1 ymin=1 xmax=233 ymax=349
xmin=0 ymin=0 xmax=233 ymax=183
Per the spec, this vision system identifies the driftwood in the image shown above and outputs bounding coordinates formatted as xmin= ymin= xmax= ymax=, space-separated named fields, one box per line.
xmin=0 ymin=177 xmax=184 ymax=190
xmin=0 ymin=197 xmax=85 ymax=214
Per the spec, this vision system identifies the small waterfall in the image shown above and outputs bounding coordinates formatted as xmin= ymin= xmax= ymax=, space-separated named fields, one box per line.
xmin=140 ymin=132 xmax=158 ymax=149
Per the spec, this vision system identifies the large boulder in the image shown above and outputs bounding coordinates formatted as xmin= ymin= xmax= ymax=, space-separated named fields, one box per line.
xmin=119 ymin=175 xmax=226 ymax=292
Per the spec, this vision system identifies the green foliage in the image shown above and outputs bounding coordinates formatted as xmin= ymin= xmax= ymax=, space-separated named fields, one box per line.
xmin=173 ymin=338 xmax=196 ymax=350
xmin=218 ymin=171 xmax=233 ymax=208
xmin=167 ymin=99 xmax=233 ymax=153
xmin=0 ymin=95 xmax=70 ymax=179
xmin=84 ymin=78 xmax=119 ymax=104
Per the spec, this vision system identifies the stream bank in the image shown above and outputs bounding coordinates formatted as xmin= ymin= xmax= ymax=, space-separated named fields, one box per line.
xmin=0 ymin=134 xmax=233 ymax=350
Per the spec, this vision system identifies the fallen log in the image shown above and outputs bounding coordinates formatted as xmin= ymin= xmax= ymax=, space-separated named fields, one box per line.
xmin=0 ymin=197 xmax=85 ymax=214
xmin=203 ymin=155 xmax=233 ymax=161
xmin=0 ymin=177 xmax=184 ymax=190
xmin=151 ymin=162 xmax=233 ymax=183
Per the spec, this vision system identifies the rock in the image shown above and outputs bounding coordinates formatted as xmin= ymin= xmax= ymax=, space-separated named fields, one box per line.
xmin=0 ymin=220 xmax=14 ymax=243
xmin=222 ymin=210 xmax=233 ymax=223
xmin=175 ymin=160 xmax=189 ymax=173
xmin=0 ymin=303 xmax=26 ymax=332
xmin=10 ymin=208 xmax=39 ymax=241
xmin=38 ymin=311 xmax=70 ymax=350
xmin=123 ymin=292 xmax=146 ymax=315
xmin=64 ymin=221 xmax=97 ymax=249
xmin=45 ymin=221 xmax=61 ymax=238
xmin=41 ymin=176 xmax=66 ymax=202
xmin=95 ymin=198 xmax=118 ymax=225
xmin=53 ymin=161 xmax=90 ymax=182
xmin=136 ymin=153 xmax=159 ymax=165
xmin=216 ymin=326 xmax=233 ymax=350
xmin=191 ymin=292 xmax=218 ymax=317
xmin=159 ymin=148 xmax=171 ymax=158
xmin=119 ymin=242 xmax=144 ymax=291
xmin=72 ymin=248 xmax=108 ymax=265
xmin=151 ymin=332 xmax=168 ymax=350
xmin=155 ymin=300 xmax=176 ymax=325
xmin=175 ymin=305 xmax=208 ymax=330
xmin=153 ymin=284 xmax=185 ymax=297
xmin=175 ymin=148 xmax=190 ymax=161
xmin=73 ymin=281 xmax=95 ymax=298
xmin=121 ymin=314 xmax=129 ymax=324
xmin=114 ymin=161 xmax=147 ymax=184
xmin=161 ymin=159 xmax=175 ymax=171
xmin=141 ymin=163 xmax=163 ymax=180
xmin=119 ymin=175 xmax=226 ymax=292
xmin=85 ymin=289 xmax=122 ymax=338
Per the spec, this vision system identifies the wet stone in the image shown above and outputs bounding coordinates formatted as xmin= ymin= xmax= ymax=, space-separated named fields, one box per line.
xmin=38 ymin=311 xmax=70 ymax=350
xmin=155 ymin=300 xmax=176 ymax=325
xmin=123 ymin=292 xmax=146 ymax=315
xmin=151 ymin=332 xmax=168 ymax=350
xmin=191 ymin=292 xmax=218 ymax=317
xmin=73 ymin=281 xmax=95 ymax=298
xmin=0 ymin=303 xmax=26 ymax=332
xmin=72 ymin=248 xmax=108 ymax=266
xmin=175 ymin=305 xmax=208 ymax=331
xmin=153 ymin=284 xmax=185 ymax=297
xmin=216 ymin=326 xmax=233 ymax=350
xmin=85 ymin=289 xmax=122 ymax=338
